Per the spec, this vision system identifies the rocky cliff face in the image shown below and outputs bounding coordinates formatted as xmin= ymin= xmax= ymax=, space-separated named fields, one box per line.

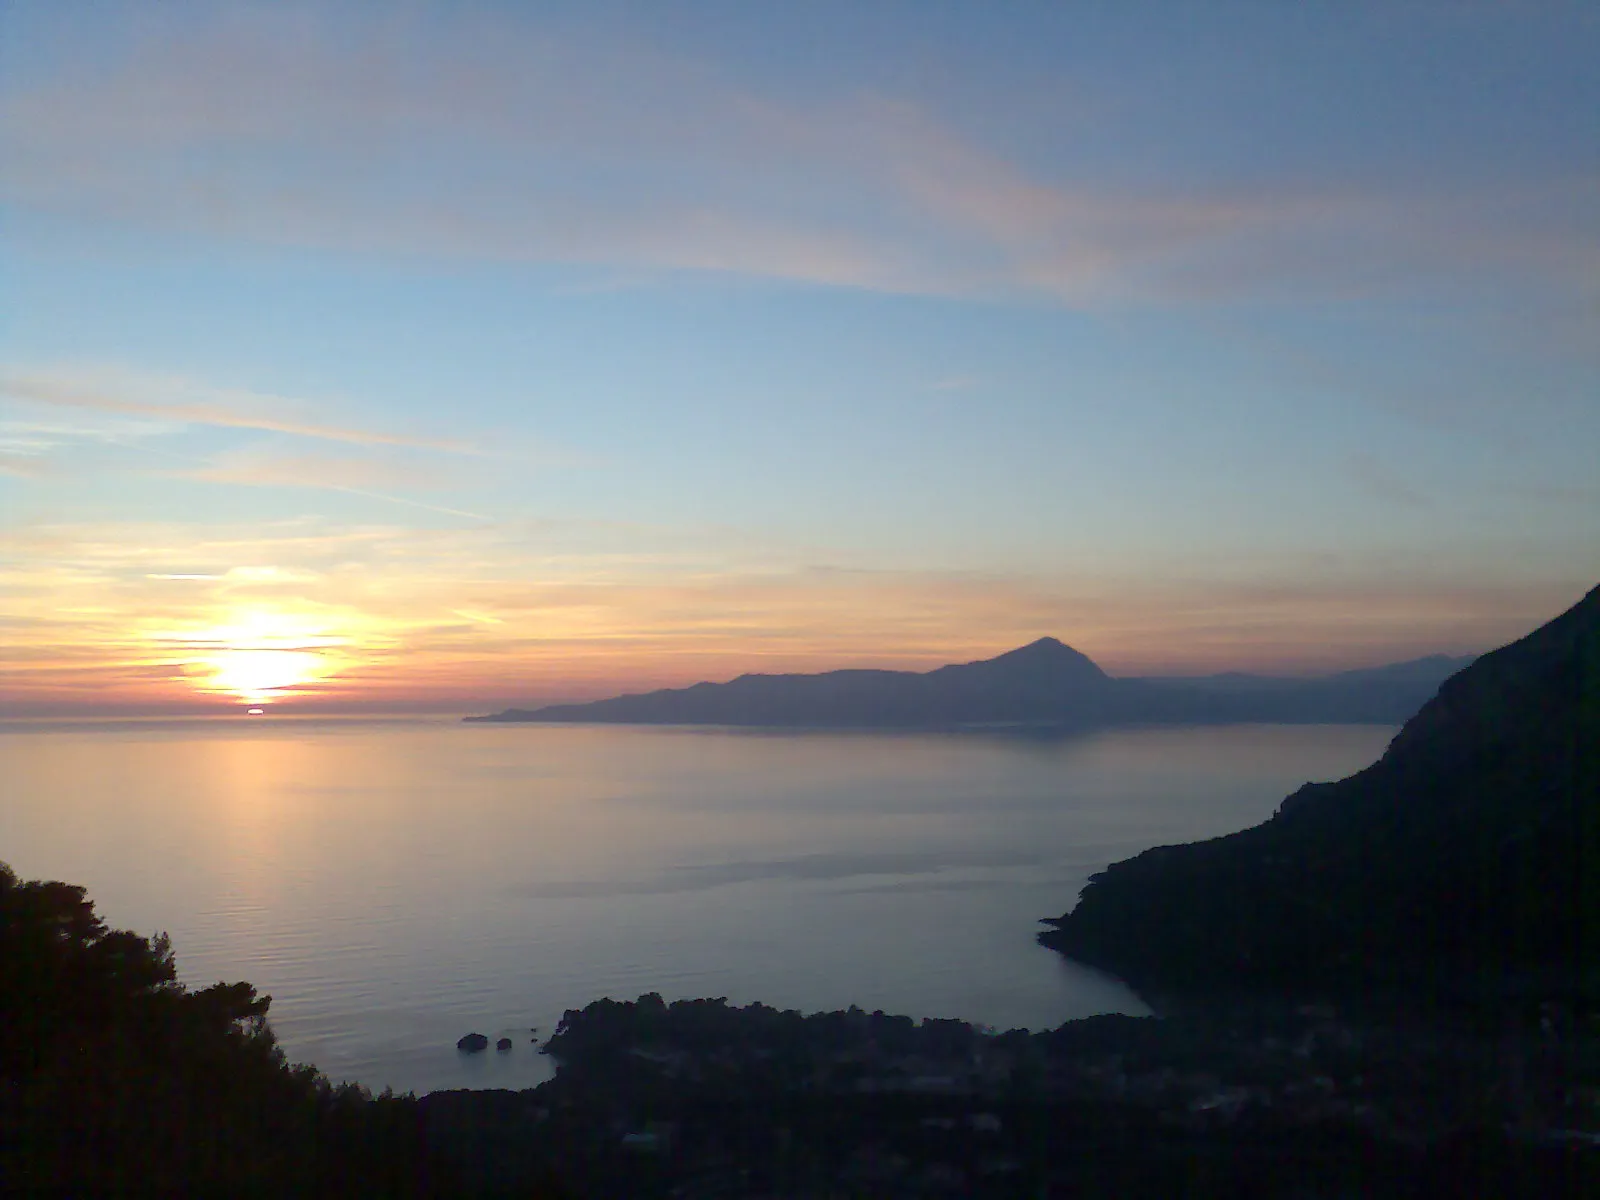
xmin=1039 ymin=584 xmax=1600 ymax=1005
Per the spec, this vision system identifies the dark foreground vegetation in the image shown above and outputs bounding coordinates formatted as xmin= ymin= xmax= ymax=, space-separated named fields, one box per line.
xmin=4 ymin=864 xmax=1595 ymax=1197
xmin=0 ymin=861 xmax=447 ymax=1196
xmin=0 ymin=860 xmax=591 ymax=1195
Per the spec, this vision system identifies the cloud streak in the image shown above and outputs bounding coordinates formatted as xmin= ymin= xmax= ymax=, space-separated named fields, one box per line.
xmin=0 ymin=452 xmax=52 ymax=477
xmin=1 ymin=369 xmax=476 ymax=453
xmin=2 ymin=6 xmax=1589 ymax=306
xmin=0 ymin=367 xmax=531 ymax=520
xmin=172 ymin=446 xmax=492 ymax=520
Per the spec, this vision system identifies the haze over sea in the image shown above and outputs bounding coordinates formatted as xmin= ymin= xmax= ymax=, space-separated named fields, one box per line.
xmin=1 ymin=715 xmax=1391 ymax=1095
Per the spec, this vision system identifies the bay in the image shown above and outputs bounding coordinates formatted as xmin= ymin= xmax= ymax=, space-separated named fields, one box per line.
xmin=0 ymin=717 xmax=1393 ymax=1096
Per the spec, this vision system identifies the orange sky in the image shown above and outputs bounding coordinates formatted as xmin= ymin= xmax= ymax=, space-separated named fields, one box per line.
xmin=1 ymin=515 xmax=1581 ymax=715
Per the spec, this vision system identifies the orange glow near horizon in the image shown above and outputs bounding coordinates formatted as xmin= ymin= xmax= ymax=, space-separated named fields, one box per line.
xmin=0 ymin=526 xmax=1578 ymax=716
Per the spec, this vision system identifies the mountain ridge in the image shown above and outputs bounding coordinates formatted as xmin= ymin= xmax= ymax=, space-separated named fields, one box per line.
xmin=466 ymin=639 xmax=1474 ymax=729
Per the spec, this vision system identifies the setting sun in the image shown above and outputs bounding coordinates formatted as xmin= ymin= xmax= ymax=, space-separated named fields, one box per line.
xmin=199 ymin=647 xmax=336 ymax=704
xmin=154 ymin=609 xmax=358 ymax=706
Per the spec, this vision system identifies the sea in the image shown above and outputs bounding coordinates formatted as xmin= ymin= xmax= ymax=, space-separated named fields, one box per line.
xmin=0 ymin=716 xmax=1394 ymax=1096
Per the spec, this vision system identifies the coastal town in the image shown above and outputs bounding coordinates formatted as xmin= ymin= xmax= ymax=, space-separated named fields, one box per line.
xmin=424 ymin=993 xmax=1597 ymax=1197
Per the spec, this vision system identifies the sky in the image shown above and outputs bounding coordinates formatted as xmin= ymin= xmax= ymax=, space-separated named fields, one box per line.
xmin=1 ymin=0 xmax=1596 ymax=714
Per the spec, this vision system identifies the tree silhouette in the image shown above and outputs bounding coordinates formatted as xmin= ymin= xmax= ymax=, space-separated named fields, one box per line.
xmin=0 ymin=861 xmax=437 ymax=1195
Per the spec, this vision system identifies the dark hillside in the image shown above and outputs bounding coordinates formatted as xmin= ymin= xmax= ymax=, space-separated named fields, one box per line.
xmin=0 ymin=863 xmax=461 ymax=1196
xmin=1039 ymin=584 xmax=1600 ymax=1005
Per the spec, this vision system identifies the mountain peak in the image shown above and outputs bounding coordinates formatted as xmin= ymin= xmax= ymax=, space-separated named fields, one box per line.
xmin=998 ymin=635 xmax=1090 ymax=661
xmin=971 ymin=636 xmax=1110 ymax=681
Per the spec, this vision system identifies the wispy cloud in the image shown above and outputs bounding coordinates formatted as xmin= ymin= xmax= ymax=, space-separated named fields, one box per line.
xmin=0 ymin=367 xmax=548 ymax=519
xmin=2 ymin=6 xmax=1589 ymax=306
xmin=171 ymin=445 xmax=490 ymax=520
xmin=0 ymin=451 xmax=52 ymax=477
xmin=1 ymin=369 xmax=475 ymax=452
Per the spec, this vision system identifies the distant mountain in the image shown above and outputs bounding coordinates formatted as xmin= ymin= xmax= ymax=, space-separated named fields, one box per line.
xmin=1324 ymin=653 xmax=1479 ymax=687
xmin=1147 ymin=655 xmax=1476 ymax=693
xmin=1039 ymin=584 xmax=1599 ymax=1004
xmin=470 ymin=637 xmax=1124 ymax=728
xmin=1138 ymin=654 xmax=1477 ymax=724
xmin=467 ymin=639 xmax=1474 ymax=729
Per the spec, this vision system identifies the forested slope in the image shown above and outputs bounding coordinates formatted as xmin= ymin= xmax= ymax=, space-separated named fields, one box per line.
xmin=1040 ymin=584 xmax=1600 ymax=1004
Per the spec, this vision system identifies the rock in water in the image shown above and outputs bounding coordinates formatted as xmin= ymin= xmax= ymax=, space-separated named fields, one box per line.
xmin=456 ymin=1033 xmax=489 ymax=1053
xmin=496 ymin=1037 xmax=513 ymax=1052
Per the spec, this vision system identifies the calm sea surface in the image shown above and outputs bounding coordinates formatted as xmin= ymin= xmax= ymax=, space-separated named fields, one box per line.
xmin=0 ymin=717 xmax=1393 ymax=1095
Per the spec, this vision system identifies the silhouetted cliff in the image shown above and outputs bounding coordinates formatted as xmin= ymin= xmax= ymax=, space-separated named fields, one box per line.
xmin=1039 ymin=584 xmax=1600 ymax=1005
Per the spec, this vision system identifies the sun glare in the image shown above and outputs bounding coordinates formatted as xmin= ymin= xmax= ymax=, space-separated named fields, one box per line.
xmin=157 ymin=609 xmax=357 ymax=706
xmin=203 ymin=648 xmax=334 ymax=704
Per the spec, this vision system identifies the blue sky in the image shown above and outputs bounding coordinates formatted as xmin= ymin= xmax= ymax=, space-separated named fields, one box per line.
xmin=1 ymin=1 xmax=1596 ymax=712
